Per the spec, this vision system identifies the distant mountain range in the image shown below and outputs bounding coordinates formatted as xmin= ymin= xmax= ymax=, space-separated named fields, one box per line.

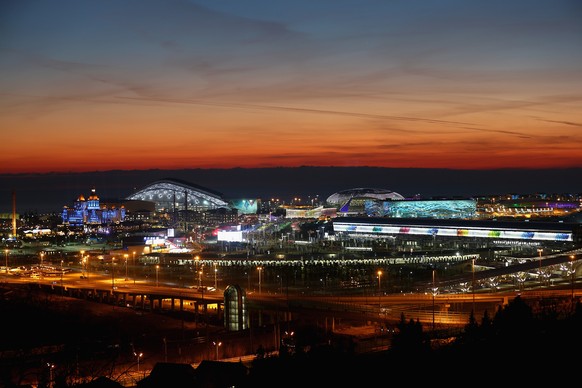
xmin=1 ymin=166 xmax=581 ymax=213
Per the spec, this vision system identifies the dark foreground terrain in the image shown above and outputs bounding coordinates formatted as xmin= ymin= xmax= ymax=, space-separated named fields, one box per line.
xmin=1 ymin=283 xmax=581 ymax=387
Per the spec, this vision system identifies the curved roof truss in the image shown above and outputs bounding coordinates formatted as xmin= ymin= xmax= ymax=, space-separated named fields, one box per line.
xmin=126 ymin=179 xmax=229 ymax=212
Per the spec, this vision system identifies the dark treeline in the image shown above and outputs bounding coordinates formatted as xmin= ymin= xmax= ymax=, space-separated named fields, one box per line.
xmin=246 ymin=295 xmax=582 ymax=386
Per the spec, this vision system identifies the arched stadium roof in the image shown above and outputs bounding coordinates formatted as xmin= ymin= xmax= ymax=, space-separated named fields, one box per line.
xmin=125 ymin=178 xmax=230 ymax=212
xmin=326 ymin=187 xmax=404 ymax=207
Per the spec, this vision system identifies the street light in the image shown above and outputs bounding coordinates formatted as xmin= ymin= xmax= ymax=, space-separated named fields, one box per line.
xmin=214 ymin=263 xmax=218 ymax=290
xmin=132 ymin=251 xmax=136 ymax=285
xmin=124 ymin=254 xmax=129 ymax=280
xmin=213 ymin=341 xmax=222 ymax=360
xmin=60 ymin=259 xmax=64 ymax=287
xmin=156 ymin=265 xmax=160 ymax=287
xmin=194 ymin=255 xmax=200 ymax=286
xmin=377 ymin=270 xmax=382 ymax=295
xmin=432 ymin=269 xmax=437 ymax=331
xmin=111 ymin=256 xmax=116 ymax=292
xmin=134 ymin=351 xmax=143 ymax=372
xmin=471 ymin=258 xmax=475 ymax=313
xmin=570 ymin=255 xmax=576 ymax=312
xmin=40 ymin=252 xmax=44 ymax=278
xmin=537 ymin=248 xmax=543 ymax=287
xmin=47 ymin=363 xmax=55 ymax=388
xmin=257 ymin=266 xmax=262 ymax=294
xmin=4 ymin=249 xmax=8 ymax=274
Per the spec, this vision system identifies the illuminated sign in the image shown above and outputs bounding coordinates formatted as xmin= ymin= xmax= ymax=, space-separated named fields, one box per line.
xmin=217 ymin=230 xmax=243 ymax=242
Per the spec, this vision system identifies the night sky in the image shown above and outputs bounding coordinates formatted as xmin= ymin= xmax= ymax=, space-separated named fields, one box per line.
xmin=1 ymin=166 xmax=581 ymax=214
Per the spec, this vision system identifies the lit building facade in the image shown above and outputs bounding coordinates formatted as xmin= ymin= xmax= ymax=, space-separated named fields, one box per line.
xmin=372 ymin=199 xmax=477 ymax=219
xmin=61 ymin=188 xmax=126 ymax=227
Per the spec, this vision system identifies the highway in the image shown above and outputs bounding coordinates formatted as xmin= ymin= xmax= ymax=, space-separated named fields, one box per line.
xmin=2 ymin=248 xmax=580 ymax=328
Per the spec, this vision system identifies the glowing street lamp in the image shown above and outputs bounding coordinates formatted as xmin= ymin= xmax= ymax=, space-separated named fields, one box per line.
xmin=471 ymin=258 xmax=476 ymax=313
xmin=4 ymin=249 xmax=8 ymax=274
xmin=80 ymin=250 xmax=85 ymax=278
xmin=257 ymin=266 xmax=263 ymax=294
xmin=111 ymin=256 xmax=116 ymax=292
xmin=538 ymin=248 xmax=543 ymax=287
xmin=134 ymin=351 xmax=143 ymax=372
xmin=40 ymin=252 xmax=44 ymax=279
xmin=431 ymin=269 xmax=438 ymax=331
xmin=124 ymin=254 xmax=129 ymax=280
xmin=214 ymin=263 xmax=218 ymax=290
xmin=194 ymin=255 xmax=200 ymax=287
xmin=377 ymin=270 xmax=382 ymax=295
xmin=132 ymin=251 xmax=136 ymax=285
xmin=47 ymin=363 xmax=55 ymax=388
xmin=213 ymin=341 xmax=222 ymax=360
xmin=156 ymin=265 xmax=160 ymax=287
xmin=570 ymin=255 xmax=576 ymax=312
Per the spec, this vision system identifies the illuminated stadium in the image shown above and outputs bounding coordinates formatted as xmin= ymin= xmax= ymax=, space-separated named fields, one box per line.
xmin=125 ymin=178 xmax=230 ymax=212
xmin=326 ymin=188 xmax=405 ymax=214
xmin=333 ymin=217 xmax=581 ymax=245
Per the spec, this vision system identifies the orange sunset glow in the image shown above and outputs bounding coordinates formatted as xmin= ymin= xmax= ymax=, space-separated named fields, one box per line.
xmin=1 ymin=1 xmax=581 ymax=175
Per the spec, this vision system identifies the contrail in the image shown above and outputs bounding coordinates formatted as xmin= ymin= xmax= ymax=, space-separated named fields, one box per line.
xmin=118 ymin=96 xmax=469 ymax=126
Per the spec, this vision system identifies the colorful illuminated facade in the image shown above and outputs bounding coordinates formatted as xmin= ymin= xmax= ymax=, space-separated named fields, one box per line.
xmin=333 ymin=217 xmax=578 ymax=243
xmin=368 ymin=199 xmax=477 ymax=219
xmin=61 ymin=188 xmax=126 ymax=227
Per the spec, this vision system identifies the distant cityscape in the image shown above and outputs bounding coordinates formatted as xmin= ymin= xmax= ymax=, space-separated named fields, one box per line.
xmin=1 ymin=178 xmax=581 ymax=266
xmin=1 ymin=177 xmax=581 ymax=388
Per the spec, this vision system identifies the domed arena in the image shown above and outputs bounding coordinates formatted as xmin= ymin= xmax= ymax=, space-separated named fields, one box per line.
xmin=326 ymin=188 xmax=405 ymax=213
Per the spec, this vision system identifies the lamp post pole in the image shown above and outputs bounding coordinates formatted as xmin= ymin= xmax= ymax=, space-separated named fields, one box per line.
xmin=156 ymin=265 xmax=160 ymax=287
xmin=432 ymin=269 xmax=436 ymax=331
xmin=570 ymin=255 xmax=576 ymax=313
xmin=538 ymin=248 xmax=543 ymax=287
xmin=213 ymin=341 xmax=222 ymax=360
xmin=257 ymin=266 xmax=262 ymax=294
xmin=472 ymin=258 xmax=475 ymax=313
xmin=199 ymin=266 xmax=203 ymax=289
xmin=80 ymin=250 xmax=84 ymax=278
xmin=4 ymin=249 xmax=8 ymax=274
xmin=40 ymin=252 xmax=44 ymax=279
xmin=111 ymin=257 xmax=115 ymax=292
xmin=377 ymin=270 xmax=382 ymax=307
xmin=134 ymin=352 xmax=143 ymax=372
xmin=124 ymin=254 xmax=128 ymax=281
xmin=214 ymin=263 xmax=218 ymax=290
xmin=132 ymin=251 xmax=136 ymax=285
xmin=194 ymin=255 xmax=200 ymax=288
